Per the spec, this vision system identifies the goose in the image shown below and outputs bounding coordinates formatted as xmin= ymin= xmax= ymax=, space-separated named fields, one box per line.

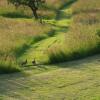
xmin=32 ymin=58 xmax=36 ymax=65
xmin=40 ymin=18 xmax=43 ymax=24
xmin=21 ymin=59 xmax=27 ymax=66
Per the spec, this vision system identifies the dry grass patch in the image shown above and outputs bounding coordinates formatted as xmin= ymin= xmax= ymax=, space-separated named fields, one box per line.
xmin=72 ymin=0 xmax=100 ymax=14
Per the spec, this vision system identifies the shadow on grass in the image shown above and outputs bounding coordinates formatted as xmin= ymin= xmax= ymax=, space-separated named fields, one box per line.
xmin=0 ymin=12 xmax=32 ymax=19
xmin=56 ymin=0 xmax=77 ymax=20
xmin=44 ymin=39 xmax=100 ymax=65
xmin=60 ymin=0 xmax=77 ymax=10
xmin=55 ymin=54 xmax=100 ymax=70
xmin=23 ymin=64 xmax=48 ymax=70
xmin=46 ymin=23 xmax=68 ymax=36
xmin=14 ymin=43 xmax=31 ymax=58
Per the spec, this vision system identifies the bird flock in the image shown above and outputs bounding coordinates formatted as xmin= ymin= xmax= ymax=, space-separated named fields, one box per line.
xmin=21 ymin=58 xmax=36 ymax=67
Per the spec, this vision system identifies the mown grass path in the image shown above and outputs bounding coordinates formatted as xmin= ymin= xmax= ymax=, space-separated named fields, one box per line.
xmin=0 ymin=55 xmax=100 ymax=100
xmin=19 ymin=2 xmax=72 ymax=64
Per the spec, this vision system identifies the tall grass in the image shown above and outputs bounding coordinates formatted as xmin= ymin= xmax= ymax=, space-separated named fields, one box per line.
xmin=0 ymin=0 xmax=53 ymax=73
xmin=48 ymin=0 xmax=100 ymax=63
xmin=1 ymin=0 xmax=71 ymax=73
xmin=0 ymin=62 xmax=20 ymax=74
xmin=0 ymin=55 xmax=20 ymax=74
xmin=48 ymin=31 xmax=100 ymax=63
xmin=0 ymin=17 xmax=51 ymax=72
xmin=71 ymin=0 xmax=100 ymax=14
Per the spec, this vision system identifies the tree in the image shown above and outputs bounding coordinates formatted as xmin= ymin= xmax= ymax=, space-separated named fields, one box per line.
xmin=8 ymin=0 xmax=45 ymax=19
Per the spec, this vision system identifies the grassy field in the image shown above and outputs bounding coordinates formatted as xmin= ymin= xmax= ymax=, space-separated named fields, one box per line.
xmin=0 ymin=55 xmax=100 ymax=100
xmin=0 ymin=0 xmax=73 ymax=72
xmin=48 ymin=0 xmax=100 ymax=63
xmin=0 ymin=0 xmax=100 ymax=99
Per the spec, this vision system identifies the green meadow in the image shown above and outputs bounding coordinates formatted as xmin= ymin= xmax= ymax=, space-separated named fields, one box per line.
xmin=0 ymin=0 xmax=100 ymax=99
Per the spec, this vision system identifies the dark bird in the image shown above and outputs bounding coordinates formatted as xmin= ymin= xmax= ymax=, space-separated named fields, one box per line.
xmin=21 ymin=59 xmax=27 ymax=66
xmin=40 ymin=18 xmax=43 ymax=24
xmin=32 ymin=58 xmax=36 ymax=65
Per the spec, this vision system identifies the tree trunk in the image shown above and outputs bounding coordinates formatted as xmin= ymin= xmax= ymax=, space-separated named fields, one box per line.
xmin=30 ymin=7 xmax=38 ymax=19
xmin=33 ymin=9 xmax=38 ymax=19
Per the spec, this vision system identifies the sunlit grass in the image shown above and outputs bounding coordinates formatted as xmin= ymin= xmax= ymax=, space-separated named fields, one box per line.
xmin=0 ymin=0 xmax=100 ymax=99
xmin=0 ymin=16 xmax=51 ymax=73
xmin=0 ymin=0 xmax=100 ymax=72
xmin=47 ymin=0 xmax=100 ymax=63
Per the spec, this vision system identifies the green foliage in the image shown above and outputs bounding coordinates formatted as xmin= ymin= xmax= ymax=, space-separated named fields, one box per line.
xmin=8 ymin=0 xmax=45 ymax=6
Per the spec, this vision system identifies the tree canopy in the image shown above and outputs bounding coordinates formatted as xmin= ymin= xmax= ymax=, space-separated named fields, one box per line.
xmin=8 ymin=0 xmax=45 ymax=19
